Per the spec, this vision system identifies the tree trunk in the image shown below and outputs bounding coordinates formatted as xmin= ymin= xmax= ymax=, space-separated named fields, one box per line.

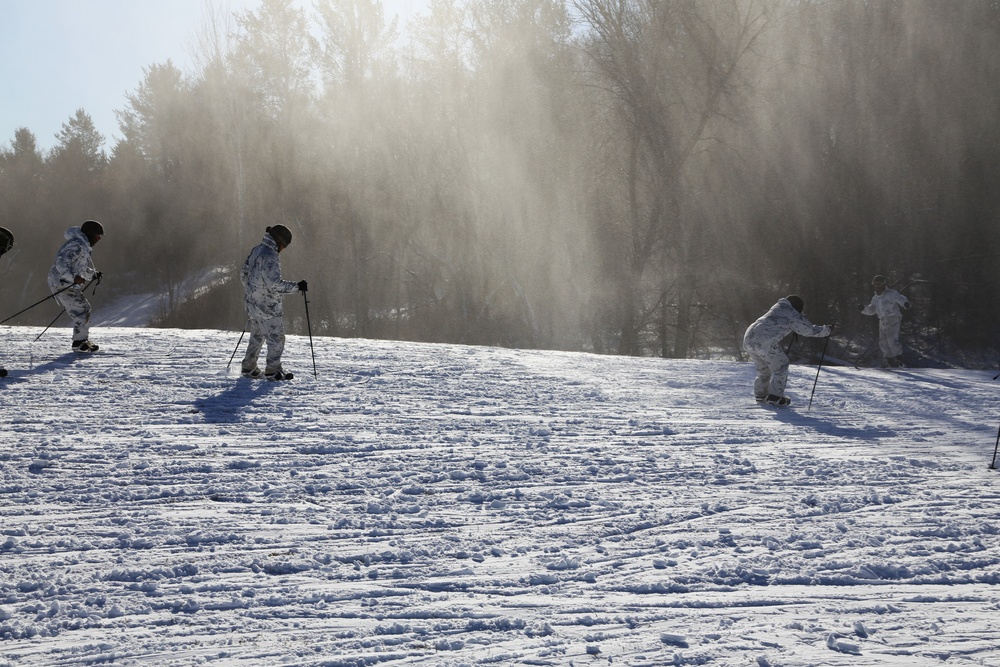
xmin=673 ymin=277 xmax=694 ymax=359
xmin=617 ymin=272 xmax=640 ymax=356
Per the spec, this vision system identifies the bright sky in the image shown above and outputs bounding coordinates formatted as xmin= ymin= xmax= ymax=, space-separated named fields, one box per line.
xmin=0 ymin=0 xmax=424 ymax=154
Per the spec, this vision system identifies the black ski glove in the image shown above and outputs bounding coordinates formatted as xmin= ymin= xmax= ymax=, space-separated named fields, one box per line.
xmin=297 ymin=280 xmax=308 ymax=292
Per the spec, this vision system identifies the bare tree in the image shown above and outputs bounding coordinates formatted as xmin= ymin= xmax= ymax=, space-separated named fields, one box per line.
xmin=575 ymin=0 xmax=771 ymax=356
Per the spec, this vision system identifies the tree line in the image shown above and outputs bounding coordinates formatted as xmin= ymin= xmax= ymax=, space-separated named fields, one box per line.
xmin=2 ymin=0 xmax=998 ymax=365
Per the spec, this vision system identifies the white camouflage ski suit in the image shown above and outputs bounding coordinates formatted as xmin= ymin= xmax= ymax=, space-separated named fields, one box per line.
xmin=240 ymin=234 xmax=301 ymax=374
xmin=743 ymin=298 xmax=830 ymax=399
xmin=47 ymin=227 xmax=98 ymax=343
xmin=862 ymin=288 xmax=909 ymax=359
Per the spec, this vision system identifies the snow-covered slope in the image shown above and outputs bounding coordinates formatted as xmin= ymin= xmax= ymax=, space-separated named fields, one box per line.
xmin=1 ymin=326 xmax=998 ymax=666
xmin=94 ymin=266 xmax=233 ymax=328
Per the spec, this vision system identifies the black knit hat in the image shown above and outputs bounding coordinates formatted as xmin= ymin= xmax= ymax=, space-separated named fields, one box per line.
xmin=267 ymin=224 xmax=292 ymax=246
xmin=786 ymin=295 xmax=804 ymax=313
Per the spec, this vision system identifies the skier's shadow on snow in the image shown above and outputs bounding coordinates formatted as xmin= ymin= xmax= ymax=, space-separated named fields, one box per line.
xmin=768 ymin=409 xmax=897 ymax=439
xmin=8 ymin=353 xmax=88 ymax=380
xmin=194 ymin=378 xmax=280 ymax=423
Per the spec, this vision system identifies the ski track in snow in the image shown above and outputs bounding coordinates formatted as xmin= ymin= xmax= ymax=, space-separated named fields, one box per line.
xmin=1 ymin=326 xmax=999 ymax=666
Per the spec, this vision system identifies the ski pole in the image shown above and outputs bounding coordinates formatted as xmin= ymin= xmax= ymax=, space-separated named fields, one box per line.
xmin=34 ymin=309 xmax=65 ymax=342
xmin=853 ymin=337 xmax=879 ymax=369
xmin=992 ymin=377 xmax=1000 ymax=469
xmin=785 ymin=333 xmax=797 ymax=356
xmin=227 ymin=320 xmax=249 ymax=370
xmin=991 ymin=424 xmax=1000 ymax=470
xmin=807 ymin=334 xmax=831 ymax=412
xmin=303 ymin=290 xmax=317 ymax=379
xmin=32 ymin=276 xmax=100 ymax=343
xmin=0 ymin=283 xmax=76 ymax=325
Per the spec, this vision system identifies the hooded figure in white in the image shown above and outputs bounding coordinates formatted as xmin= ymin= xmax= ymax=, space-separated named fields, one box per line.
xmin=48 ymin=221 xmax=103 ymax=352
xmin=1 ymin=226 xmax=13 ymax=375
xmin=861 ymin=275 xmax=910 ymax=367
xmin=240 ymin=225 xmax=305 ymax=380
xmin=743 ymin=295 xmax=831 ymax=405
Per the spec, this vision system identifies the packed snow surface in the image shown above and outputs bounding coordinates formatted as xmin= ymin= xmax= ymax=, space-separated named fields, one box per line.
xmin=1 ymin=326 xmax=999 ymax=666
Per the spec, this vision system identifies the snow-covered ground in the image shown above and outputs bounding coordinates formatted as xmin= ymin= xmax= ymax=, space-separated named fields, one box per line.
xmin=1 ymin=326 xmax=998 ymax=666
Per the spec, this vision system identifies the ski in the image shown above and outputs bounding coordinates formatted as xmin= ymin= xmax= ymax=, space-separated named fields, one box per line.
xmin=755 ymin=398 xmax=792 ymax=409
xmin=240 ymin=369 xmax=294 ymax=381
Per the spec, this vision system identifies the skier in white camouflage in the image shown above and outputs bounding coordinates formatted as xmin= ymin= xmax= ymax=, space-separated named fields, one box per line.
xmin=861 ymin=274 xmax=910 ymax=368
xmin=743 ymin=295 xmax=831 ymax=406
xmin=239 ymin=224 xmax=307 ymax=381
xmin=48 ymin=220 xmax=104 ymax=353
xmin=1 ymin=226 xmax=14 ymax=376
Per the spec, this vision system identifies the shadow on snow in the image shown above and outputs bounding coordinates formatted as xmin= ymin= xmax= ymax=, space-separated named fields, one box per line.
xmin=194 ymin=377 xmax=279 ymax=423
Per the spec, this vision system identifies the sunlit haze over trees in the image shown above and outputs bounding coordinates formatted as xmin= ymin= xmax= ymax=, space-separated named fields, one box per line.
xmin=2 ymin=0 xmax=998 ymax=364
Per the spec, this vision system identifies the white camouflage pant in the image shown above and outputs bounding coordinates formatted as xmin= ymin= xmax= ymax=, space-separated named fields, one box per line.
xmin=745 ymin=340 xmax=789 ymax=399
xmin=49 ymin=282 xmax=91 ymax=342
xmin=241 ymin=316 xmax=286 ymax=374
xmin=878 ymin=315 xmax=903 ymax=358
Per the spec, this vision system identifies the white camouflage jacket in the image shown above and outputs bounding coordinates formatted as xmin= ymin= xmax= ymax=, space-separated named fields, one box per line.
xmin=241 ymin=234 xmax=300 ymax=321
xmin=743 ymin=298 xmax=830 ymax=352
xmin=862 ymin=288 xmax=909 ymax=320
xmin=48 ymin=227 xmax=96 ymax=288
